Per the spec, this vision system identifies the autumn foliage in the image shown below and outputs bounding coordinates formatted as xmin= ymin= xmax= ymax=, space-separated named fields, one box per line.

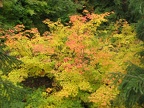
xmin=1 ymin=12 xmax=143 ymax=108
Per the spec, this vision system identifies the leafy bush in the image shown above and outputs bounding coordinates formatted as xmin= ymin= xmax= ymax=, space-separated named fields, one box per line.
xmin=1 ymin=11 xmax=143 ymax=107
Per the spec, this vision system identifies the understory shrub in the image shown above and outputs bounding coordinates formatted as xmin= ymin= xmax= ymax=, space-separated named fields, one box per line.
xmin=0 ymin=12 xmax=143 ymax=108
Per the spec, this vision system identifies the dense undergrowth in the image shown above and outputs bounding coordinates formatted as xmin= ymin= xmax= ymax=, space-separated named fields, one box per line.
xmin=0 ymin=12 xmax=144 ymax=108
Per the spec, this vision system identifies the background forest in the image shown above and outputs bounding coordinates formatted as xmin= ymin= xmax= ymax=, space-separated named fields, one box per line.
xmin=0 ymin=0 xmax=144 ymax=108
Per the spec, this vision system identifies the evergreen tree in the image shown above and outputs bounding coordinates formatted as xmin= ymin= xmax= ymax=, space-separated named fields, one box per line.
xmin=0 ymin=0 xmax=77 ymax=33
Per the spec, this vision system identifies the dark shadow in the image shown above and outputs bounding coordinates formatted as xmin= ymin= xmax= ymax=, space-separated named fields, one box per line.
xmin=21 ymin=76 xmax=53 ymax=89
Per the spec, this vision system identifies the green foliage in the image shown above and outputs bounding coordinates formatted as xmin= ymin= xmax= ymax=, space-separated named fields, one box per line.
xmin=0 ymin=29 xmax=22 ymax=73
xmin=74 ymin=0 xmax=143 ymax=22
xmin=129 ymin=0 xmax=144 ymax=20
xmin=136 ymin=19 xmax=144 ymax=41
xmin=0 ymin=77 xmax=28 ymax=108
xmin=0 ymin=53 xmax=22 ymax=74
xmin=115 ymin=62 xmax=144 ymax=108
xmin=0 ymin=0 xmax=77 ymax=33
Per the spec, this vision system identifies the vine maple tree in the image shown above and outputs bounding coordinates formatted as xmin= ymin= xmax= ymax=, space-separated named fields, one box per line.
xmin=1 ymin=11 xmax=143 ymax=108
